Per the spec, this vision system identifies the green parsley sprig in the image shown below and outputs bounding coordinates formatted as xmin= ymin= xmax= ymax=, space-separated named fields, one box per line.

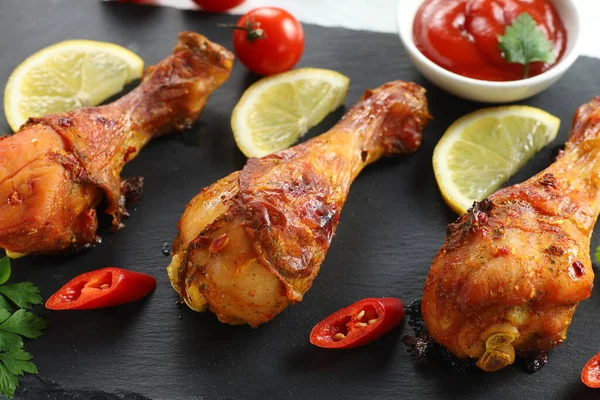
xmin=498 ymin=12 xmax=557 ymax=79
xmin=0 ymin=257 xmax=47 ymax=398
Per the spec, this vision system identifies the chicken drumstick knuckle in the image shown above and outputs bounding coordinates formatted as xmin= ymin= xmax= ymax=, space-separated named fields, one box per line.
xmin=168 ymin=81 xmax=431 ymax=327
xmin=423 ymin=98 xmax=600 ymax=372
xmin=0 ymin=32 xmax=233 ymax=255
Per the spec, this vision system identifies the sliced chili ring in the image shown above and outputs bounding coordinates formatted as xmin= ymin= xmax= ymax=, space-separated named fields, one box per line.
xmin=46 ymin=267 xmax=156 ymax=310
xmin=309 ymin=297 xmax=405 ymax=349
xmin=582 ymin=352 xmax=600 ymax=388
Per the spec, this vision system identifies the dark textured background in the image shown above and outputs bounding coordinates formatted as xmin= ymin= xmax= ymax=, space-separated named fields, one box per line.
xmin=1 ymin=1 xmax=600 ymax=399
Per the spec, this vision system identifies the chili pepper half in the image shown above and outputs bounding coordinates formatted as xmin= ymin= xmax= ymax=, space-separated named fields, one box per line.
xmin=46 ymin=267 xmax=156 ymax=310
xmin=582 ymin=352 xmax=600 ymax=388
xmin=310 ymin=298 xmax=405 ymax=349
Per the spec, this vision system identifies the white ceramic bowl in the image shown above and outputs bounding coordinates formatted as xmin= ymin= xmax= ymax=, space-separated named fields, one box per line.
xmin=397 ymin=0 xmax=581 ymax=103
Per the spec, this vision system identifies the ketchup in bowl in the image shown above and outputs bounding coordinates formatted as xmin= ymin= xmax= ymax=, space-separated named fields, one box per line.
xmin=413 ymin=0 xmax=567 ymax=81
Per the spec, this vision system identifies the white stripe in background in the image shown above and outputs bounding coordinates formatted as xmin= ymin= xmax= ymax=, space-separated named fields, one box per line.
xmin=108 ymin=0 xmax=600 ymax=59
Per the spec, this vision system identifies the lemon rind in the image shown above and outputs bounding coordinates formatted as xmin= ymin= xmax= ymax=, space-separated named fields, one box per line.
xmin=433 ymin=106 xmax=561 ymax=215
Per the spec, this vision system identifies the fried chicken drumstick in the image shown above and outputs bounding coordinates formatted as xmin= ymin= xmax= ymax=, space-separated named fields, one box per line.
xmin=167 ymin=81 xmax=431 ymax=326
xmin=0 ymin=32 xmax=233 ymax=255
xmin=422 ymin=99 xmax=600 ymax=372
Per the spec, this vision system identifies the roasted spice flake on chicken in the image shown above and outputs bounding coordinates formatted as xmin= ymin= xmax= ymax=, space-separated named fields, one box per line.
xmin=168 ymin=81 xmax=431 ymax=326
xmin=0 ymin=32 xmax=233 ymax=255
xmin=422 ymin=98 xmax=600 ymax=372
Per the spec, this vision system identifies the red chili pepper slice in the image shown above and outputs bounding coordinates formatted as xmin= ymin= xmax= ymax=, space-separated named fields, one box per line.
xmin=582 ymin=352 xmax=600 ymax=388
xmin=309 ymin=298 xmax=405 ymax=349
xmin=45 ymin=267 xmax=156 ymax=310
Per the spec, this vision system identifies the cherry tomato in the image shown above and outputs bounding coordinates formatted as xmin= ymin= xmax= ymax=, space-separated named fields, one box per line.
xmin=582 ymin=352 xmax=600 ymax=388
xmin=232 ymin=7 xmax=304 ymax=76
xmin=193 ymin=0 xmax=246 ymax=12
xmin=310 ymin=298 xmax=405 ymax=349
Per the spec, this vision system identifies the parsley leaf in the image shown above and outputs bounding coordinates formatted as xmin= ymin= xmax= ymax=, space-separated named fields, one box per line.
xmin=0 ymin=296 xmax=12 ymax=313
xmin=1 ymin=348 xmax=37 ymax=376
xmin=0 ymin=309 xmax=47 ymax=340
xmin=0 ymin=309 xmax=10 ymax=325
xmin=0 ymin=258 xmax=47 ymax=398
xmin=0 ymin=259 xmax=10 ymax=286
xmin=0 ymin=364 xmax=18 ymax=399
xmin=0 ymin=333 xmax=22 ymax=355
xmin=0 ymin=283 xmax=42 ymax=310
xmin=497 ymin=12 xmax=557 ymax=78
xmin=0 ymin=348 xmax=37 ymax=398
xmin=0 ymin=310 xmax=22 ymax=353
xmin=595 ymin=246 xmax=600 ymax=264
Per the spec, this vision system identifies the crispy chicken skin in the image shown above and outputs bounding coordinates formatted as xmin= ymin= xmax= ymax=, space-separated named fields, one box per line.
xmin=0 ymin=32 xmax=233 ymax=255
xmin=168 ymin=81 xmax=431 ymax=326
xmin=422 ymin=99 xmax=600 ymax=372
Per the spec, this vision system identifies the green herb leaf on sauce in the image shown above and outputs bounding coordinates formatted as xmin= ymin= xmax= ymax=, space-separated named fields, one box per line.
xmin=498 ymin=12 xmax=557 ymax=78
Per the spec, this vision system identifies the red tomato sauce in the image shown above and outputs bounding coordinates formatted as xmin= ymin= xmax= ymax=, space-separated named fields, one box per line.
xmin=413 ymin=0 xmax=567 ymax=81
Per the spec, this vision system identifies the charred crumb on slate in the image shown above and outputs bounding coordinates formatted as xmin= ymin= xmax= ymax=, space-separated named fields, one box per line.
xmin=178 ymin=315 xmax=183 ymax=320
xmin=519 ymin=351 xmax=548 ymax=373
xmin=175 ymin=300 xmax=182 ymax=309
xmin=402 ymin=299 xmax=430 ymax=358
xmin=162 ymin=241 xmax=171 ymax=256
xmin=402 ymin=299 xmax=473 ymax=372
xmin=405 ymin=299 xmax=427 ymax=336
xmin=402 ymin=334 xmax=432 ymax=360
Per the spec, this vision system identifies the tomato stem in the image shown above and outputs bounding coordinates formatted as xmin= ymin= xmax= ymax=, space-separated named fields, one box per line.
xmin=218 ymin=20 xmax=266 ymax=42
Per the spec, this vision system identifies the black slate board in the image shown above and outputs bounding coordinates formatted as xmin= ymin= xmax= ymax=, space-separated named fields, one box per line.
xmin=1 ymin=1 xmax=600 ymax=399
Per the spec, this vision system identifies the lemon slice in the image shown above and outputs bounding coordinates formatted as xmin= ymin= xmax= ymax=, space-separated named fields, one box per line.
xmin=433 ymin=106 xmax=560 ymax=215
xmin=4 ymin=40 xmax=144 ymax=131
xmin=231 ymin=68 xmax=350 ymax=158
